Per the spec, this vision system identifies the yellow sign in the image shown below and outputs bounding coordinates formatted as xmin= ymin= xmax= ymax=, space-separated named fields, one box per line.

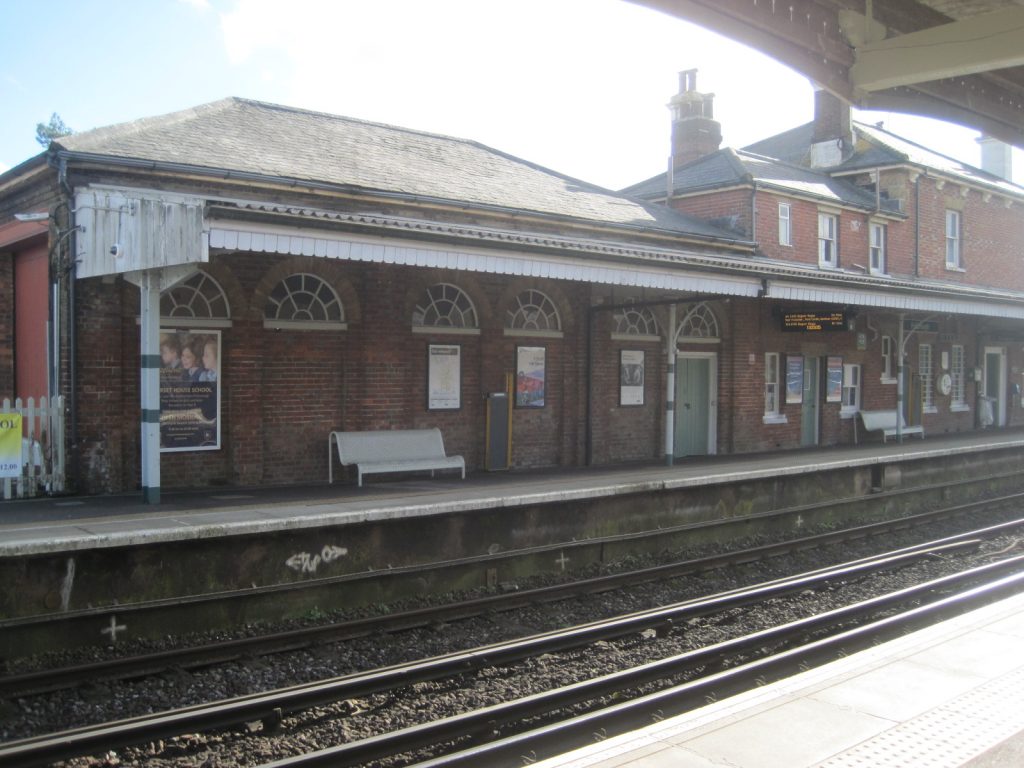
xmin=0 ymin=414 xmax=22 ymax=478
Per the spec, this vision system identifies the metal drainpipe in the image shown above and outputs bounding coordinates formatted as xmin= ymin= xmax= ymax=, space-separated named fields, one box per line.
xmin=665 ymin=303 xmax=677 ymax=465
xmin=914 ymin=174 xmax=921 ymax=277
xmin=585 ymin=305 xmax=593 ymax=466
xmin=56 ymin=155 xmax=79 ymax=492
xmin=897 ymin=313 xmax=905 ymax=442
xmin=750 ymin=181 xmax=757 ymax=241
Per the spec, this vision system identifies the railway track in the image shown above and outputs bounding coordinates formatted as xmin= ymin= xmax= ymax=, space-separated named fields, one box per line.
xmin=2 ymin=538 xmax=1022 ymax=767
xmin=407 ymin=569 xmax=1024 ymax=768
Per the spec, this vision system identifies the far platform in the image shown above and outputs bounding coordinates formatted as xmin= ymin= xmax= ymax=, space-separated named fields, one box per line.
xmin=2 ymin=428 xmax=1023 ymax=557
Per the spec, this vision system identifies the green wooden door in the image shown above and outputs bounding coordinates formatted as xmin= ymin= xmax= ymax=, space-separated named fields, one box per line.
xmin=675 ymin=356 xmax=710 ymax=457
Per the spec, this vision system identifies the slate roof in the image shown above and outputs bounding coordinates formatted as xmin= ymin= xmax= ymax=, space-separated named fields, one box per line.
xmin=51 ymin=97 xmax=743 ymax=243
xmin=621 ymin=147 xmax=895 ymax=213
xmin=743 ymin=120 xmax=1024 ymax=199
xmin=837 ymin=122 xmax=1024 ymax=198
xmin=741 ymin=123 xmax=815 ymax=166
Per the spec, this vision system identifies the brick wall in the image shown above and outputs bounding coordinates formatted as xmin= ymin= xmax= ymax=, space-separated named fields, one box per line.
xmin=70 ymin=253 xmax=1016 ymax=494
xmin=74 ymin=279 xmax=130 ymax=493
xmin=670 ymin=189 xmax=753 ymax=238
xmin=590 ymin=306 xmax=665 ymax=465
xmin=884 ymin=175 xmax=1024 ymax=288
xmin=56 ymin=174 xmax=1023 ymax=493
xmin=78 ymin=254 xmax=607 ymax=492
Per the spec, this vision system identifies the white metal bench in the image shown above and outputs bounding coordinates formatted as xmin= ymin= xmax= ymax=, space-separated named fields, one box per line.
xmin=328 ymin=428 xmax=465 ymax=486
xmin=855 ymin=410 xmax=924 ymax=444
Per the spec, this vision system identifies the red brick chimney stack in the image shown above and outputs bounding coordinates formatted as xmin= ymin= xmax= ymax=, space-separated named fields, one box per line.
xmin=669 ymin=69 xmax=722 ymax=169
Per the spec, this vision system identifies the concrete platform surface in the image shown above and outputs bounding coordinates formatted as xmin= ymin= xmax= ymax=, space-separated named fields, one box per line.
xmin=1 ymin=430 xmax=1023 ymax=556
xmin=532 ymin=590 xmax=1024 ymax=768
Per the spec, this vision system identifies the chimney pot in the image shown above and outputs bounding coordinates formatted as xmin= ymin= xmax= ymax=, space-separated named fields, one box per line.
xmin=668 ymin=69 xmax=722 ymax=169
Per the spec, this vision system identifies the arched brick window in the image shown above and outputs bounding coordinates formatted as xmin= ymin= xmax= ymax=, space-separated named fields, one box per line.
xmin=612 ymin=303 xmax=659 ymax=338
xmin=264 ymin=273 xmax=346 ymax=329
xmin=506 ymin=289 xmax=561 ymax=336
xmin=676 ymin=302 xmax=719 ymax=343
xmin=412 ymin=283 xmax=479 ymax=332
xmin=161 ymin=272 xmax=231 ymax=327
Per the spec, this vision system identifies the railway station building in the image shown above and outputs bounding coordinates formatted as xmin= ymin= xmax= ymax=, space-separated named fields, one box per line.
xmin=1 ymin=78 xmax=1023 ymax=499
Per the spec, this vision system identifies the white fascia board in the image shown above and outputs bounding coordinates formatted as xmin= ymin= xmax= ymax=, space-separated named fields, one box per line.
xmin=767 ymin=279 xmax=1024 ymax=320
xmin=208 ymin=219 xmax=763 ymax=298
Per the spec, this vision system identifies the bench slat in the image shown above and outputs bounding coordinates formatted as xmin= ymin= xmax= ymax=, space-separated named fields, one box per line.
xmin=329 ymin=429 xmax=465 ymax=486
xmin=856 ymin=410 xmax=925 ymax=444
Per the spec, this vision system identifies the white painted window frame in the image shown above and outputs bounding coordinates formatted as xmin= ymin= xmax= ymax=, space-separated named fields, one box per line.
xmin=778 ymin=202 xmax=792 ymax=247
xmin=881 ymin=335 xmax=896 ymax=384
xmin=763 ymin=352 xmax=787 ymax=424
xmin=869 ymin=221 xmax=886 ymax=275
xmin=818 ymin=211 xmax=838 ymax=269
xmin=945 ymin=210 xmax=962 ymax=270
xmin=951 ymin=344 xmax=969 ymax=411
xmin=840 ymin=363 xmax=861 ymax=417
xmin=920 ymin=343 xmax=936 ymax=412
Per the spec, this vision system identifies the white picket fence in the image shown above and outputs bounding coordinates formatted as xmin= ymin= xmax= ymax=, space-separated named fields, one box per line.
xmin=1 ymin=396 xmax=66 ymax=500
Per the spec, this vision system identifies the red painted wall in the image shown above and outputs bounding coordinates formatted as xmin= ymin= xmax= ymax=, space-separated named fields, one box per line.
xmin=15 ymin=244 xmax=49 ymax=401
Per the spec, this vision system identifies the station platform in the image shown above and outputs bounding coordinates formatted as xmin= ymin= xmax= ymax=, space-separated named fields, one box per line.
xmin=533 ymin=590 xmax=1024 ymax=768
xmin=2 ymin=429 xmax=1024 ymax=653
xmin=2 ymin=429 xmax=1023 ymax=558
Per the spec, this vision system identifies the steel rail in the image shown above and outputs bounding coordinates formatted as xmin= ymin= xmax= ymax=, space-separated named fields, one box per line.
xmin=264 ymin=559 xmax=1024 ymax=768
xmin=0 ymin=542 xmax=995 ymax=767
xmin=3 ymin=508 xmax=1022 ymax=699
xmin=411 ymin=570 xmax=1024 ymax=768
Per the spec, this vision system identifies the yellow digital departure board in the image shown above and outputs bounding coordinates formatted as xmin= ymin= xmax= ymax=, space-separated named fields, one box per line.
xmin=781 ymin=311 xmax=846 ymax=332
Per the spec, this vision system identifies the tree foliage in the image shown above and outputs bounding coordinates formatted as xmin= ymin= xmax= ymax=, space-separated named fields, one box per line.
xmin=35 ymin=113 xmax=73 ymax=147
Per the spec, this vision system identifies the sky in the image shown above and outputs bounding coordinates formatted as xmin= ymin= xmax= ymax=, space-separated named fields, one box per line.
xmin=2 ymin=0 xmax=1021 ymax=190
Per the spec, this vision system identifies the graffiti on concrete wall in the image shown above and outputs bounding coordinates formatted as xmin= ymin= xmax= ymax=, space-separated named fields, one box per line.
xmin=286 ymin=544 xmax=349 ymax=574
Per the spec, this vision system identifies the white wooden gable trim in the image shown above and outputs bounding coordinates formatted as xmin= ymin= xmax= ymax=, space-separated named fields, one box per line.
xmin=74 ymin=187 xmax=208 ymax=279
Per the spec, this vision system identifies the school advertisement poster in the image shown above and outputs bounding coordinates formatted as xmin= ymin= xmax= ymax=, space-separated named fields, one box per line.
xmin=159 ymin=329 xmax=221 ymax=452
xmin=0 ymin=413 xmax=22 ymax=478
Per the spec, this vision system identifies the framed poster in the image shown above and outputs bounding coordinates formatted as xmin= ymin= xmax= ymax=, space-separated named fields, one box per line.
xmin=159 ymin=329 xmax=221 ymax=452
xmin=785 ymin=355 xmax=804 ymax=404
xmin=620 ymin=350 xmax=645 ymax=406
xmin=428 ymin=344 xmax=461 ymax=410
xmin=0 ymin=412 xmax=22 ymax=478
xmin=826 ymin=356 xmax=843 ymax=403
xmin=515 ymin=346 xmax=546 ymax=407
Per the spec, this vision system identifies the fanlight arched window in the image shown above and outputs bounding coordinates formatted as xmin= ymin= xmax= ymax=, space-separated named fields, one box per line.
xmin=612 ymin=304 xmax=659 ymax=338
xmin=412 ymin=283 xmax=478 ymax=331
xmin=506 ymin=289 xmax=561 ymax=335
xmin=676 ymin=302 xmax=720 ymax=343
xmin=160 ymin=272 xmax=231 ymax=327
xmin=264 ymin=273 xmax=345 ymax=329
